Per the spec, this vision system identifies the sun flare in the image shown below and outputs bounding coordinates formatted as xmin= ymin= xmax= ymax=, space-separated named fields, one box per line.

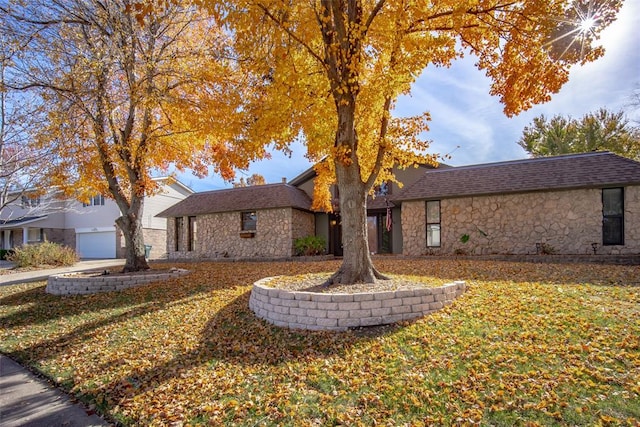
xmin=544 ymin=0 xmax=613 ymax=60
xmin=579 ymin=16 xmax=596 ymax=34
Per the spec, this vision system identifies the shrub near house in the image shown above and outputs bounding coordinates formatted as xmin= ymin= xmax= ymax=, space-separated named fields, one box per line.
xmin=294 ymin=236 xmax=327 ymax=256
xmin=7 ymin=242 xmax=78 ymax=267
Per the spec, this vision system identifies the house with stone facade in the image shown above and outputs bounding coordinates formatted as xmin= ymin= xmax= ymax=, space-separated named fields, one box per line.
xmin=0 ymin=178 xmax=193 ymax=259
xmin=289 ymin=163 xmax=442 ymax=256
xmin=396 ymin=152 xmax=640 ymax=256
xmin=160 ymin=164 xmax=440 ymax=259
xmin=159 ymin=151 xmax=640 ymax=260
xmin=157 ymin=183 xmax=315 ymax=259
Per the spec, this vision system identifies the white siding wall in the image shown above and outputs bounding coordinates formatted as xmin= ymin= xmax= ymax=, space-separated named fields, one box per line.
xmin=143 ymin=185 xmax=192 ymax=230
xmin=64 ymin=200 xmax=122 ymax=229
xmin=0 ymin=196 xmax=69 ymax=229
xmin=64 ymin=182 xmax=191 ymax=231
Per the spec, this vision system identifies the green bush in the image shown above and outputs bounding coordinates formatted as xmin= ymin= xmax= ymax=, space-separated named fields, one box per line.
xmin=0 ymin=249 xmax=14 ymax=260
xmin=7 ymin=242 xmax=79 ymax=268
xmin=293 ymin=235 xmax=326 ymax=256
xmin=540 ymin=242 xmax=557 ymax=255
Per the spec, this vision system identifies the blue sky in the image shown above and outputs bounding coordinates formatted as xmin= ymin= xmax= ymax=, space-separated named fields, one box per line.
xmin=181 ymin=1 xmax=640 ymax=192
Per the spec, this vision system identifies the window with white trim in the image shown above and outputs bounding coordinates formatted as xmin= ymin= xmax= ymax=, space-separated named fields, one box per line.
xmin=21 ymin=195 xmax=41 ymax=208
xmin=83 ymin=195 xmax=105 ymax=207
xmin=27 ymin=228 xmax=43 ymax=243
xmin=426 ymin=200 xmax=441 ymax=247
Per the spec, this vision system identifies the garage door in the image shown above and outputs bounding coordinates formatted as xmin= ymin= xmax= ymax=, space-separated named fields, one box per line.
xmin=76 ymin=231 xmax=116 ymax=259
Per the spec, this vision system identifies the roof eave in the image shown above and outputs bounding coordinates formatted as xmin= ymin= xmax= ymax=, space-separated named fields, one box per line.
xmin=395 ymin=181 xmax=640 ymax=202
xmin=0 ymin=215 xmax=49 ymax=229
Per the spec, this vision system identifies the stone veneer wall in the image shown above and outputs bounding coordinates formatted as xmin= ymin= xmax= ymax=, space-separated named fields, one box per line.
xmin=401 ymin=200 xmax=427 ymax=257
xmin=403 ymin=186 xmax=640 ymax=256
xmin=292 ymin=208 xmax=316 ymax=244
xmin=142 ymin=228 xmax=167 ymax=259
xmin=63 ymin=229 xmax=76 ymax=251
xmin=249 ymin=278 xmax=466 ymax=331
xmin=115 ymin=227 xmax=165 ymax=260
xmin=167 ymin=208 xmax=315 ymax=260
xmin=46 ymin=269 xmax=190 ymax=295
xmin=42 ymin=228 xmax=67 ymax=246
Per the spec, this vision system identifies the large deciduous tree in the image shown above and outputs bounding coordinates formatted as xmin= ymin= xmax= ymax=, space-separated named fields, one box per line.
xmin=518 ymin=108 xmax=640 ymax=160
xmin=206 ymin=0 xmax=621 ymax=285
xmin=3 ymin=0 xmax=260 ymax=271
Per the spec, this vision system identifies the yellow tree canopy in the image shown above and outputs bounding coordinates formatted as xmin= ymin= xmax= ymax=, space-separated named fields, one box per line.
xmin=5 ymin=0 xmax=276 ymax=271
xmin=205 ymin=0 xmax=620 ymax=211
xmin=133 ymin=0 xmax=620 ymax=282
xmin=23 ymin=0 xmax=264 ymax=203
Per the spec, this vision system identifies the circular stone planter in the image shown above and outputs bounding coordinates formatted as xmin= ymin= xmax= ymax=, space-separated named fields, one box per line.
xmin=46 ymin=268 xmax=190 ymax=295
xmin=249 ymin=277 xmax=466 ymax=331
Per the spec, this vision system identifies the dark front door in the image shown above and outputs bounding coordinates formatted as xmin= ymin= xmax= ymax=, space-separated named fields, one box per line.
xmin=367 ymin=212 xmax=392 ymax=254
xmin=329 ymin=213 xmax=343 ymax=256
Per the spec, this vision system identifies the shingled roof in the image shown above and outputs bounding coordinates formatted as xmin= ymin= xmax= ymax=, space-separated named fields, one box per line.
xmin=156 ymin=183 xmax=312 ymax=217
xmin=395 ymin=152 xmax=640 ymax=201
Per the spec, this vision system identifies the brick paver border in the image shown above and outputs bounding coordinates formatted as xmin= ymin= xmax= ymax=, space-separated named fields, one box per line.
xmin=46 ymin=269 xmax=190 ymax=295
xmin=249 ymin=278 xmax=466 ymax=331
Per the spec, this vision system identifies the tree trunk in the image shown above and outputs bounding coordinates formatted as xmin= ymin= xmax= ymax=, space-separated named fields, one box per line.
xmin=326 ymin=103 xmax=388 ymax=286
xmin=329 ymin=163 xmax=377 ymax=284
xmin=115 ymin=211 xmax=149 ymax=273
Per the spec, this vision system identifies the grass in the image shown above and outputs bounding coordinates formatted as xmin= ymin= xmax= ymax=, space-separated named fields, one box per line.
xmin=0 ymin=258 xmax=638 ymax=426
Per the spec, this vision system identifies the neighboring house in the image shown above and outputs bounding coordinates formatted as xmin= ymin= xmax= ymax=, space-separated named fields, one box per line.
xmin=157 ymin=183 xmax=315 ymax=259
xmin=396 ymin=152 xmax=640 ymax=256
xmin=0 ymin=178 xmax=193 ymax=259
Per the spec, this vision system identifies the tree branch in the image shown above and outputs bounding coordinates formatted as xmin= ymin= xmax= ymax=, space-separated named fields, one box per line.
xmin=256 ymin=3 xmax=325 ymax=66
xmin=0 ymin=5 xmax=90 ymax=26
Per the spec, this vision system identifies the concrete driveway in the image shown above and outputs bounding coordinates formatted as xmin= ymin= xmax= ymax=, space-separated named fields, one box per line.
xmin=0 ymin=259 xmax=125 ymax=286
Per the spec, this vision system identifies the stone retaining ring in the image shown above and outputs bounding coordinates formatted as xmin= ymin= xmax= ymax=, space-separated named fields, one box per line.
xmin=46 ymin=268 xmax=190 ymax=295
xmin=249 ymin=278 xmax=466 ymax=331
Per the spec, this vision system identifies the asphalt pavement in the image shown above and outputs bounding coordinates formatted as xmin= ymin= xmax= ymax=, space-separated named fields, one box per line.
xmin=1 ymin=260 xmax=124 ymax=426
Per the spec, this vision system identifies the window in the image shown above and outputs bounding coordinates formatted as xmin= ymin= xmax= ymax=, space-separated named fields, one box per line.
xmin=188 ymin=216 xmax=197 ymax=252
xmin=27 ymin=228 xmax=43 ymax=243
xmin=83 ymin=194 xmax=105 ymax=207
xmin=241 ymin=211 xmax=257 ymax=231
xmin=21 ymin=195 xmax=41 ymax=208
xmin=426 ymin=200 xmax=441 ymax=247
xmin=603 ymin=188 xmax=624 ymax=245
xmin=175 ymin=217 xmax=184 ymax=251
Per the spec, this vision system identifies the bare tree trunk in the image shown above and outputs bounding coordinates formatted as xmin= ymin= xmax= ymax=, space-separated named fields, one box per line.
xmin=330 ymin=163 xmax=377 ymax=284
xmin=115 ymin=209 xmax=149 ymax=273
xmin=326 ymin=103 xmax=388 ymax=286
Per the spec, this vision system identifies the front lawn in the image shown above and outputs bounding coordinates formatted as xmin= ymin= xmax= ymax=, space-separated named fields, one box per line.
xmin=0 ymin=259 xmax=638 ymax=426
